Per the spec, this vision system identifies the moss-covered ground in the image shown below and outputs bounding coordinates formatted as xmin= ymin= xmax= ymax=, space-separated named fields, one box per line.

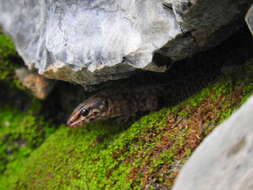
xmin=0 ymin=31 xmax=57 ymax=189
xmin=0 ymin=30 xmax=24 ymax=89
xmin=0 ymin=106 xmax=56 ymax=190
xmin=0 ymin=31 xmax=253 ymax=190
xmin=5 ymin=62 xmax=253 ymax=189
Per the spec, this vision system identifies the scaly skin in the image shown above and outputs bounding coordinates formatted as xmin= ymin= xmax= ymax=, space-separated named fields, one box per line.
xmin=67 ymin=86 xmax=167 ymax=128
xmin=67 ymin=71 xmax=218 ymax=128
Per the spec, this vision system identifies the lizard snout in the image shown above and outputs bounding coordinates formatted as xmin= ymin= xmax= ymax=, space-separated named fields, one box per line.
xmin=67 ymin=112 xmax=86 ymax=128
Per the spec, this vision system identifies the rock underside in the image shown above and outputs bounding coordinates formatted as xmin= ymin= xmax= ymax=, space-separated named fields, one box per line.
xmin=0 ymin=0 xmax=252 ymax=86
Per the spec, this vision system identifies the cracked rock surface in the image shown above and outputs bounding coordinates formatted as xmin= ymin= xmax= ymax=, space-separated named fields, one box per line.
xmin=0 ymin=0 xmax=251 ymax=86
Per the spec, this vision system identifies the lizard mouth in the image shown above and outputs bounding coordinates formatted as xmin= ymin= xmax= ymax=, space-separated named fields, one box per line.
xmin=67 ymin=120 xmax=83 ymax=128
xmin=67 ymin=103 xmax=89 ymax=128
xmin=67 ymin=114 xmax=87 ymax=128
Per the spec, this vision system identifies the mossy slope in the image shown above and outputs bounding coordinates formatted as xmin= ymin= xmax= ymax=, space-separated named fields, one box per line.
xmin=0 ymin=31 xmax=57 ymax=189
xmin=0 ymin=31 xmax=21 ymax=86
xmin=0 ymin=30 xmax=253 ymax=190
xmin=0 ymin=107 xmax=56 ymax=190
xmin=7 ymin=61 xmax=253 ymax=190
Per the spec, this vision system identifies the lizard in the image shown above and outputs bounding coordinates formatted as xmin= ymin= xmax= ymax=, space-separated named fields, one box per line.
xmin=67 ymin=86 xmax=168 ymax=128
xmin=67 ymin=72 xmax=216 ymax=128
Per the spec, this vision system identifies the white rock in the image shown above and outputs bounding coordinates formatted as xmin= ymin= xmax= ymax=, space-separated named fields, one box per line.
xmin=0 ymin=0 xmax=180 ymax=85
xmin=0 ymin=0 xmax=251 ymax=86
xmin=173 ymin=95 xmax=253 ymax=190
xmin=246 ymin=5 xmax=253 ymax=35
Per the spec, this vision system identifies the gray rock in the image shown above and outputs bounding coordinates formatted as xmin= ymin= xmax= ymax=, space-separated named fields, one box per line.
xmin=160 ymin=0 xmax=252 ymax=60
xmin=0 ymin=0 xmax=251 ymax=86
xmin=246 ymin=5 xmax=253 ymax=35
xmin=172 ymin=95 xmax=253 ymax=190
xmin=0 ymin=0 xmax=180 ymax=86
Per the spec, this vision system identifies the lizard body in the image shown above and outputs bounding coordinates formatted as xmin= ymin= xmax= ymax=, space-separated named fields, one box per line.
xmin=67 ymin=86 xmax=167 ymax=128
xmin=67 ymin=72 xmax=216 ymax=128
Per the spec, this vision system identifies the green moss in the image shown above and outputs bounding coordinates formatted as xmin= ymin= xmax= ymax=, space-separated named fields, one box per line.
xmin=0 ymin=31 xmax=16 ymax=57
xmin=6 ymin=59 xmax=252 ymax=190
xmin=188 ymin=87 xmax=211 ymax=107
xmin=0 ymin=106 xmax=56 ymax=190
xmin=0 ymin=32 xmax=57 ymax=190
xmin=0 ymin=32 xmax=252 ymax=190
xmin=0 ymin=32 xmax=26 ymax=90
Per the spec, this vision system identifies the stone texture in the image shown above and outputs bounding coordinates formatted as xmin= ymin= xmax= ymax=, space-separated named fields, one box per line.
xmin=246 ymin=5 xmax=253 ymax=35
xmin=0 ymin=0 xmax=180 ymax=86
xmin=0 ymin=0 xmax=252 ymax=86
xmin=160 ymin=0 xmax=252 ymax=60
xmin=173 ymin=95 xmax=253 ymax=190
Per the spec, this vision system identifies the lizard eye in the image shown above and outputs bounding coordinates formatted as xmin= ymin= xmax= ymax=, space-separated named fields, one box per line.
xmin=80 ymin=108 xmax=90 ymax=117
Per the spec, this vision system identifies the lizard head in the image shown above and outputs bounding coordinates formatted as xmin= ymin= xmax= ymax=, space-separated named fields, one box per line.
xmin=67 ymin=95 xmax=108 ymax=128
